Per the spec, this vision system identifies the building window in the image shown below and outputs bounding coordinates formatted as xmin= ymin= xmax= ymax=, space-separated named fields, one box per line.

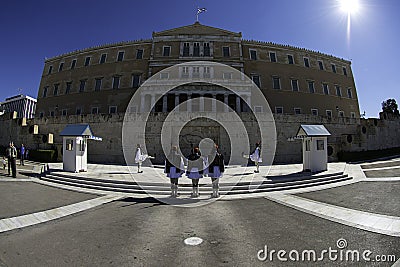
xmin=275 ymin=107 xmax=283 ymax=114
xmin=304 ymin=57 xmax=310 ymax=68
xmin=323 ymin=83 xmax=329 ymax=95
xmin=163 ymin=46 xmax=171 ymax=57
xmin=250 ymin=49 xmax=257 ymax=60
xmin=311 ymin=109 xmax=318 ymax=116
xmin=181 ymin=66 xmax=189 ymax=78
xmin=287 ymin=54 xmax=294 ymax=64
xmin=326 ymin=110 xmax=332 ymax=118
xmin=132 ymin=74 xmax=141 ymax=88
xmin=43 ymin=87 xmax=48 ymax=98
xmin=48 ymin=65 xmax=53 ymax=75
xmin=272 ymin=76 xmax=281 ymax=89
xmin=39 ymin=112 xmax=44 ymax=118
xmin=53 ymin=84 xmax=59 ymax=96
xmin=71 ymin=59 xmax=77 ymax=69
xmin=109 ymin=106 xmax=117 ymax=114
xmin=136 ymin=49 xmax=143 ymax=59
xmin=308 ymin=81 xmax=315 ymax=93
xmin=254 ymin=106 xmax=263 ymax=113
xmin=65 ymin=82 xmax=72 ymax=94
xmin=335 ymin=85 xmax=342 ymax=97
xmin=223 ymin=72 xmax=232 ymax=80
xmin=91 ymin=107 xmax=99 ymax=114
xmin=294 ymin=108 xmax=301 ymax=114
xmin=117 ymin=51 xmax=125 ymax=62
xmin=193 ymin=42 xmax=200 ymax=57
xmin=350 ymin=112 xmax=356 ymax=118
xmin=76 ymin=107 xmax=82 ymax=115
xmin=331 ymin=64 xmax=337 ymax=73
xmin=100 ymin=53 xmax=107 ymax=64
xmin=112 ymin=76 xmax=120 ymax=89
xmin=192 ymin=66 xmax=200 ymax=78
xmin=160 ymin=72 xmax=169 ymax=79
xmin=95 ymin=78 xmax=102 ymax=91
xmin=62 ymin=109 xmax=67 ymax=116
xmin=318 ymin=60 xmax=324 ymax=70
xmin=203 ymin=43 xmax=210 ymax=57
xmin=252 ymin=75 xmax=261 ymax=88
xmin=269 ymin=52 xmax=277 ymax=62
xmin=339 ymin=111 xmax=344 ymax=117
xmin=79 ymin=80 xmax=86 ymax=92
xmin=84 ymin=56 xmax=91 ymax=66
xmin=50 ymin=111 xmax=55 ymax=117
xmin=291 ymin=79 xmax=299 ymax=92
xmin=58 ymin=62 xmax=64 ymax=72
xmin=343 ymin=67 xmax=348 ymax=76
xmin=305 ymin=140 xmax=311 ymax=151
xmin=317 ymin=140 xmax=325 ymax=151
xmin=222 ymin=46 xmax=230 ymax=57
xmin=183 ymin=42 xmax=190 ymax=57
xmin=204 ymin=66 xmax=211 ymax=78
xmin=66 ymin=139 xmax=74 ymax=151
xmin=347 ymin=88 xmax=353 ymax=98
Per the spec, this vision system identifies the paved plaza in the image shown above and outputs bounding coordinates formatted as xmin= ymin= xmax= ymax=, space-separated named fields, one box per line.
xmin=0 ymin=157 xmax=399 ymax=266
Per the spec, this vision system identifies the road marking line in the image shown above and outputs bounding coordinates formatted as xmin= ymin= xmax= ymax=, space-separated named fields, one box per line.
xmin=0 ymin=195 xmax=123 ymax=234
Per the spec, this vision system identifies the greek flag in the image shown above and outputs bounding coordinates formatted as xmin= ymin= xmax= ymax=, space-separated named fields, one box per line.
xmin=197 ymin=7 xmax=207 ymax=14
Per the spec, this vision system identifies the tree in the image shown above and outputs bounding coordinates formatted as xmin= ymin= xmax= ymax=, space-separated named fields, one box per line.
xmin=382 ymin=98 xmax=399 ymax=115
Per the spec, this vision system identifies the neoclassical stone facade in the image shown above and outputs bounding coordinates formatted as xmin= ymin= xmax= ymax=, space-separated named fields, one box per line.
xmin=36 ymin=22 xmax=359 ymax=119
xmin=25 ymin=22 xmax=368 ymax=164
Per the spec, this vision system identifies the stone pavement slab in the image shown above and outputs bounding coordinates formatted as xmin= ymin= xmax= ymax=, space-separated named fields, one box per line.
xmin=266 ymin=193 xmax=400 ymax=237
xmin=0 ymin=197 xmax=398 ymax=266
xmin=0 ymin=182 xmax=96 ymax=219
xmin=295 ymin=182 xmax=400 ymax=217
xmin=364 ymin=168 xmax=400 ymax=178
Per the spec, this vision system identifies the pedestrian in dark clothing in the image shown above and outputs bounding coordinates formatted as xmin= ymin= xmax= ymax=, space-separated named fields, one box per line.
xmin=6 ymin=143 xmax=11 ymax=175
xmin=20 ymin=144 xmax=25 ymax=166
xmin=9 ymin=142 xmax=17 ymax=178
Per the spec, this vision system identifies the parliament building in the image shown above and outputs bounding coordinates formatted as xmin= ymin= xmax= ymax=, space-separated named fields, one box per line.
xmin=30 ymin=22 xmax=367 ymax=164
xmin=36 ymin=22 xmax=359 ymax=119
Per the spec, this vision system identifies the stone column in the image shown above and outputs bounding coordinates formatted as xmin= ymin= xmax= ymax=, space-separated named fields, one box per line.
xmin=150 ymin=94 xmax=156 ymax=112
xmin=187 ymin=94 xmax=192 ymax=112
xmin=199 ymin=95 xmax=205 ymax=112
xmin=175 ymin=94 xmax=179 ymax=112
xmin=140 ymin=94 xmax=145 ymax=112
xmin=162 ymin=95 xmax=168 ymax=112
xmin=236 ymin=95 xmax=241 ymax=113
xmin=212 ymin=94 xmax=217 ymax=112
xmin=224 ymin=94 xmax=229 ymax=112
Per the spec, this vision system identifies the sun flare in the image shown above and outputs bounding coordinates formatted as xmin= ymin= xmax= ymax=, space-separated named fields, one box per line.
xmin=339 ymin=0 xmax=360 ymax=14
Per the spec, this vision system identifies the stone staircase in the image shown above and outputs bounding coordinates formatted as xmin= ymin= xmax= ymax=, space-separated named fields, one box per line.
xmin=39 ymin=170 xmax=352 ymax=196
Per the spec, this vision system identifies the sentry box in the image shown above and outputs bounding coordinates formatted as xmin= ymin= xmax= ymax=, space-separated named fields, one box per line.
xmin=296 ymin=125 xmax=331 ymax=172
xmin=60 ymin=124 xmax=102 ymax=173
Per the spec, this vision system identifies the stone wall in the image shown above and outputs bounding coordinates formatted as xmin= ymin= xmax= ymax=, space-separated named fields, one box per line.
xmin=0 ymin=113 xmax=398 ymax=164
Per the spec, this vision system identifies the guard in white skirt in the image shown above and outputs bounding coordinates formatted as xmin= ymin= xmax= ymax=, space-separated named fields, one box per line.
xmin=186 ymin=147 xmax=203 ymax=197
xmin=208 ymin=144 xmax=224 ymax=198
xmin=165 ymin=146 xmax=184 ymax=197
xmin=135 ymin=144 xmax=154 ymax=173
xmin=250 ymin=143 xmax=262 ymax=173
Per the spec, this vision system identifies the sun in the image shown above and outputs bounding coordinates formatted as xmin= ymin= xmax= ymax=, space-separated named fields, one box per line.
xmin=339 ymin=0 xmax=360 ymax=14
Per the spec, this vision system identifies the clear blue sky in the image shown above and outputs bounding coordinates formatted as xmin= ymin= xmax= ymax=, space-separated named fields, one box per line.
xmin=1 ymin=0 xmax=398 ymax=118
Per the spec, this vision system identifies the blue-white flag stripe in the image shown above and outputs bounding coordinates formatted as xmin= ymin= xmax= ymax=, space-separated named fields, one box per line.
xmin=197 ymin=8 xmax=207 ymax=14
